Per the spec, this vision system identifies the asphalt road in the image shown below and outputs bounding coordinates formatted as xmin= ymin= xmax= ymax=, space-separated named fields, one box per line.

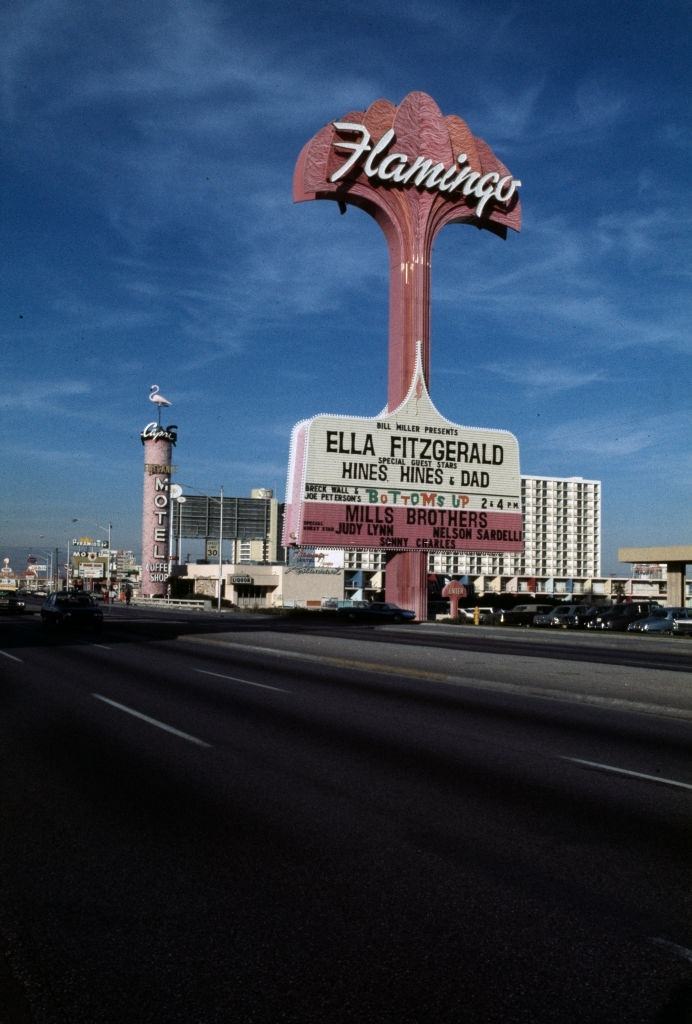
xmin=1 ymin=606 xmax=691 ymax=1023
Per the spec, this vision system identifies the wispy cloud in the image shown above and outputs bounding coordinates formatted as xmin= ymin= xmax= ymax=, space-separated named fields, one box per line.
xmin=434 ymin=203 xmax=691 ymax=355
xmin=595 ymin=207 xmax=692 ymax=264
xmin=0 ymin=380 xmax=91 ymax=412
xmin=482 ymin=362 xmax=606 ymax=393
xmin=530 ymin=410 xmax=690 ymax=459
xmin=0 ymin=0 xmax=66 ymax=119
xmin=0 ymin=440 xmax=96 ymax=463
xmin=574 ymin=78 xmax=626 ymax=129
xmin=475 ymin=82 xmax=545 ymax=143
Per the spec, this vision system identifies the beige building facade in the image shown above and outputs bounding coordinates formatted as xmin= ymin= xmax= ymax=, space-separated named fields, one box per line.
xmin=183 ymin=561 xmax=343 ymax=609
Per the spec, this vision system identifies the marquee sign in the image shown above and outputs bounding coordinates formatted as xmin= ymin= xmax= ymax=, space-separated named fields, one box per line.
xmin=284 ymin=348 xmax=522 ymax=553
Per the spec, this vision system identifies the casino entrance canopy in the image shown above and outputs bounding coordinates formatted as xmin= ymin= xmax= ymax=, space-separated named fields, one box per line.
xmin=618 ymin=545 xmax=692 ymax=607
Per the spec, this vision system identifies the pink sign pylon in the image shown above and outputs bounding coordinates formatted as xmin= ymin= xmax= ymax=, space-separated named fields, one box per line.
xmin=294 ymin=91 xmax=521 ymax=621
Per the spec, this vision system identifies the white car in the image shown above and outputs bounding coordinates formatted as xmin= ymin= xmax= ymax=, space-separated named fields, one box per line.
xmin=458 ymin=606 xmax=495 ymax=624
xmin=673 ymin=609 xmax=692 ymax=636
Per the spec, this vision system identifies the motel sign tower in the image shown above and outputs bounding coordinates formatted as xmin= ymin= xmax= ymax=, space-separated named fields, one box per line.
xmin=140 ymin=406 xmax=177 ymax=599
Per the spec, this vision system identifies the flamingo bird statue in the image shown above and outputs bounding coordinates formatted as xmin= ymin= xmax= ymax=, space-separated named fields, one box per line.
xmin=149 ymin=384 xmax=172 ymax=425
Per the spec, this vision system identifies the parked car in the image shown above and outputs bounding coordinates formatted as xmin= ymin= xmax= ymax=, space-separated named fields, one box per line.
xmin=547 ymin=606 xmax=575 ymax=628
xmin=493 ymin=604 xmax=555 ymax=627
xmin=596 ymin=601 xmax=662 ymax=631
xmin=336 ymin=601 xmax=416 ymax=623
xmin=672 ymin=608 xmax=692 ymax=636
xmin=531 ymin=604 xmax=574 ymax=627
xmin=41 ymin=591 xmax=103 ymax=630
xmin=457 ymin=606 xmax=496 ymax=624
xmin=565 ymin=604 xmax=598 ymax=628
xmin=0 ymin=590 xmax=26 ymax=614
xmin=586 ymin=604 xmax=629 ymax=629
xmin=627 ymin=607 xmax=687 ymax=634
xmin=531 ymin=606 xmax=560 ymax=627
xmin=582 ymin=605 xmax=613 ymax=629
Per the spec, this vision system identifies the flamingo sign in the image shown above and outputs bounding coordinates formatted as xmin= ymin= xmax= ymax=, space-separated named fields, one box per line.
xmin=288 ymin=92 xmax=523 ymax=619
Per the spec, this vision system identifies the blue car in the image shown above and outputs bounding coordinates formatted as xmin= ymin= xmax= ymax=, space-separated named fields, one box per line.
xmin=628 ymin=607 xmax=688 ymax=634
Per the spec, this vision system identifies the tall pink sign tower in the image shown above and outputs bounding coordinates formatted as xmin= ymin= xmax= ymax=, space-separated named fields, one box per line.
xmin=293 ymin=92 xmax=522 ymax=620
xmin=140 ymin=385 xmax=177 ymax=598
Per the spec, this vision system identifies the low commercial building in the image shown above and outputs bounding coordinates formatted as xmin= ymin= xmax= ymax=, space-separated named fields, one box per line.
xmin=182 ymin=561 xmax=344 ymax=610
xmin=618 ymin=546 xmax=692 ymax=607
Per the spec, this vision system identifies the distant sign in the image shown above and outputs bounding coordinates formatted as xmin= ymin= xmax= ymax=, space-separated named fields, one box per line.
xmin=79 ymin=564 xmax=104 ymax=578
xmin=284 ymin=352 xmax=522 ymax=553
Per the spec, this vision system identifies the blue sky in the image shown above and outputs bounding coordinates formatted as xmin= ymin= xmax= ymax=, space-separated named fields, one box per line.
xmin=1 ymin=0 xmax=690 ymax=573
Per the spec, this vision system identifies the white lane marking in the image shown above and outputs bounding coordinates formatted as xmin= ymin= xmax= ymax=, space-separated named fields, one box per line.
xmin=178 ymin=637 xmax=692 ymax=722
xmin=561 ymin=756 xmax=692 ymax=792
xmin=194 ymin=668 xmax=290 ymax=693
xmin=91 ymin=644 xmax=112 ymax=650
xmin=0 ymin=650 xmax=23 ymax=663
xmin=92 ymin=694 xmax=212 ymax=748
xmin=650 ymin=937 xmax=692 ymax=963
xmin=106 ymin=617 xmax=188 ymax=624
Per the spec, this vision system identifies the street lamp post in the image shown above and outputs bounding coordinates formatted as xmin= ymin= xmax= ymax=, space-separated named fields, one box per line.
xmin=167 ymin=489 xmax=185 ymax=598
xmin=43 ymin=550 xmax=53 ymax=592
xmin=66 ymin=518 xmax=79 ymax=589
xmin=217 ymin=485 xmax=224 ymax=613
xmin=175 ymin=496 xmax=186 ymax=564
xmin=38 ymin=537 xmax=56 ymax=592
xmin=96 ymin=521 xmax=113 ymax=581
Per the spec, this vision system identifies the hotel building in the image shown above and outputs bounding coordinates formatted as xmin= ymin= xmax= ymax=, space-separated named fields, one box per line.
xmin=343 ymin=475 xmax=602 ymax=598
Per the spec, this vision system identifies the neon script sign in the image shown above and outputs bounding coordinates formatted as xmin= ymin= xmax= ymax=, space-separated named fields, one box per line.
xmin=140 ymin=422 xmax=178 ymax=444
xmin=330 ymin=122 xmax=521 ymax=217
